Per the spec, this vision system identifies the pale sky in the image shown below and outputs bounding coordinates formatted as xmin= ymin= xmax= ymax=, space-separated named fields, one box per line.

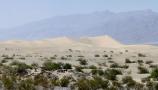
xmin=0 ymin=0 xmax=157 ymax=28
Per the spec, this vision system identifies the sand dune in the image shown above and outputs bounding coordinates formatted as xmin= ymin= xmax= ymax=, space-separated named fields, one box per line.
xmin=0 ymin=35 xmax=124 ymax=48
xmin=80 ymin=35 xmax=124 ymax=48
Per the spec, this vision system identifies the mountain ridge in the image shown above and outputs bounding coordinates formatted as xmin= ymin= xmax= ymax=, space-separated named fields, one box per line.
xmin=0 ymin=10 xmax=158 ymax=44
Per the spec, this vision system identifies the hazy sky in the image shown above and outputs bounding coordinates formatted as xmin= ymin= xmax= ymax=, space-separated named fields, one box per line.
xmin=0 ymin=0 xmax=158 ymax=28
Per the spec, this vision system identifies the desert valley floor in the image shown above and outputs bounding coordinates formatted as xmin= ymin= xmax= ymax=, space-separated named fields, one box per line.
xmin=0 ymin=36 xmax=158 ymax=90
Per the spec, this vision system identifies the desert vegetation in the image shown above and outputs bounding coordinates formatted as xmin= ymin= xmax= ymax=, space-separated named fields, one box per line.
xmin=0 ymin=46 xmax=157 ymax=90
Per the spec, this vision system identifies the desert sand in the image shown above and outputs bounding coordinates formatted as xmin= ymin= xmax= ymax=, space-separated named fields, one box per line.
xmin=0 ymin=35 xmax=158 ymax=90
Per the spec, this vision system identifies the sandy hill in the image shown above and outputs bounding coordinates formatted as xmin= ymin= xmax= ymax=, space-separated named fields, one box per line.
xmin=0 ymin=36 xmax=124 ymax=48
xmin=80 ymin=35 xmax=123 ymax=48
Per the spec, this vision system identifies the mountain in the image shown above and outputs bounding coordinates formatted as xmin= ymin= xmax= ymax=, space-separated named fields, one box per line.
xmin=0 ymin=10 xmax=158 ymax=44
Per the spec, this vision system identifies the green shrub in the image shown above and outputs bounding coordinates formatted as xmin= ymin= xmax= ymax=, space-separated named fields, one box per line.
xmin=91 ymin=69 xmax=98 ymax=75
xmin=151 ymin=68 xmax=158 ymax=79
xmin=89 ymin=65 xmax=97 ymax=69
xmin=18 ymin=78 xmax=35 ymax=90
xmin=75 ymin=66 xmax=83 ymax=72
xmin=122 ymin=76 xmax=136 ymax=88
xmin=10 ymin=61 xmax=32 ymax=75
xmin=42 ymin=61 xmax=61 ymax=71
xmin=78 ymin=58 xmax=88 ymax=65
xmin=138 ymin=66 xmax=149 ymax=74
xmin=1 ymin=59 xmax=8 ymax=63
xmin=2 ymin=75 xmax=14 ymax=90
xmin=145 ymin=61 xmax=153 ymax=64
xmin=137 ymin=60 xmax=144 ymax=64
xmin=63 ymin=63 xmax=72 ymax=69
xmin=138 ymin=53 xmax=146 ymax=57
xmin=59 ymin=76 xmax=70 ymax=87
xmin=94 ymin=54 xmax=100 ymax=57
xmin=34 ymin=74 xmax=49 ymax=88
xmin=104 ymin=69 xmax=122 ymax=80
xmin=110 ymin=63 xmax=120 ymax=68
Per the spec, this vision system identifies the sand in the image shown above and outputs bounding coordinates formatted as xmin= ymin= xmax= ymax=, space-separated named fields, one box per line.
xmin=0 ymin=35 xmax=157 ymax=82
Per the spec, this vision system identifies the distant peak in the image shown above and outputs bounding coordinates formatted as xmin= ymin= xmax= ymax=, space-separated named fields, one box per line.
xmin=92 ymin=10 xmax=114 ymax=15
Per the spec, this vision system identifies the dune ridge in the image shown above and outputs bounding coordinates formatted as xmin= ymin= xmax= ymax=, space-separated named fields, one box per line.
xmin=0 ymin=35 xmax=124 ymax=48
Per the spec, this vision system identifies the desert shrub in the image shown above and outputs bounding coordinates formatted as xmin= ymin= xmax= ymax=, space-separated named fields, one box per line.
xmin=77 ymin=55 xmax=84 ymax=58
xmin=18 ymin=78 xmax=35 ymax=90
xmin=10 ymin=61 xmax=32 ymax=75
xmin=3 ymin=56 xmax=14 ymax=60
xmin=141 ymin=77 xmax=150 ymax=83
xmin=75 ymin=66 xmax=83 ymax=72
xmin=1 ymin=75 xmax=15 ymax=90
xmin=108 ymin=60 xmax=114 ymax=63
xmin=31 ymin=63 xmax=39 ymax=68
xmin=78 ymin=58 xmax=88 ymax=65
xmin=66 ymin=55 xmax=72 ymax=57
xmin=149 ymin=64 xmax=158 ymax=68
xmin=138 ymin=66 xmax=149 ymax=74
xmin=89 ymin=65 xmax=97 ymax=69
xmin=110 ymin=51 xmax=114 ymax=53
xmin=34 ymin=74 xmax=49 ymax=88
xmin=122 ymin=76 xmax=136 ymax=88
xmin=16 ymin=63 xmax=31 ymax=75
xmin=42 ymin=61 xmax=61 ymax=71
xmin=63 ymin=63 xmax=72 ymax=69
xmin=61 ymin=56 xmax=67 ymax=60
xmin=146 ymin=81 xmax=154 ymax=89
xmin=19 ymin=57 xmax=25 ymax=60
xmin=107 ymin=57 xmax=112 ymax=60
xmin=135 ymin=82 xmax=144 ymax=90
xmin=137 ymin=60 xmax=144 ymax=64
xmin=120 ymin=65 xmax=129 ymax=69
xmin=91 ymin=69 xmax=98 ymax=75
xmin=50 ymin=56 xmax=56 ymax=59
xmin=138 ymin=53 xmax=146 ymax=57
xmin=145 ymin=60 xmax=153 ymax=64
xmin=51 ymin=78 xmax=60 ymax=86
xmin=92 ymin=76 xmax=109 ymax=89
xmin=91 ymin=69 xmax=104 ymax=76
xmin=98 ymin=70 xmax=104 ymax=76
xmin=104 ymin=69 xmax=122 ymax=80
xmin=145 ymin=81 xmax=158 ymax=90
xmin=94 ymin=54 xmax=100 ymax=57
xmin=125 ymin=58 xmax=131 ymax=63
xmin=76 ymin=78 xmax=91 ymax=90
xmin=59 ymin=76 xmax=70 ymax=87
xmin=150 ymin=68 xmax=158 ymax=79
xmin=125 ymin=58 xmax=135 ymax=63
xmin=110 ymin=63 xmax=120 ymax=68
xmin=76 ymin=77 xmax=109 ymax=90
xmin=103 ymin=54 xmax=108 ymax=57
xmin=1 ymin=59 xmax=8 ymax=63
